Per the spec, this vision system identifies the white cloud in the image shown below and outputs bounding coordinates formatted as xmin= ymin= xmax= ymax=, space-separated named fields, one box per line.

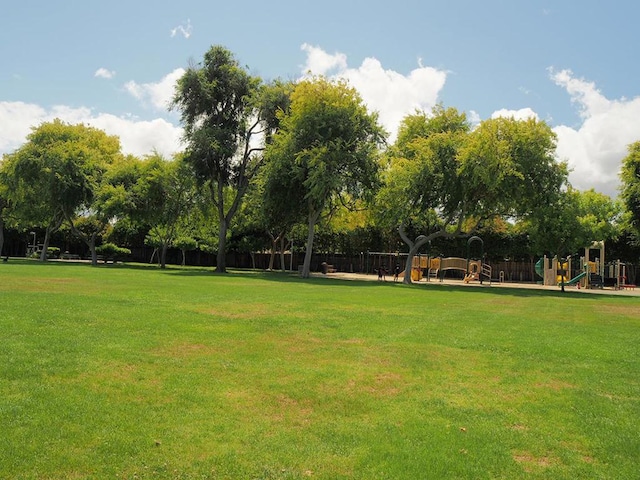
xmin=491 ymin=107 xmax=539 ymax=121
xmin=549 ymin=69 xmax=640 ymax=198
xmin=170 ymin=19 xmax=192 ymax=39
xmin=94 ymin=68 xmax=115 ymax=79
xmin=300 ymin=43 xmax=348 ymax=75
xmin=0 ymin=101 xmax=183 ymax=159
xmin=0 ymin=101 xmax=48 ymax=152
xmin=90 ymin=114 xmax=182 ymax=157
xmin=300 ymin=44 xmax=447 ymax=141
xmin=124 ymin=68 xmax=185 ymax=111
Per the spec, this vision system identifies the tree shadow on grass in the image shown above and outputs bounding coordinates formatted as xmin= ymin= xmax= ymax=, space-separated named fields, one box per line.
xmin=159 ymin=266 xmax=634 ymax=300
xmin=12 ymin=260 xmax=635 ymax=301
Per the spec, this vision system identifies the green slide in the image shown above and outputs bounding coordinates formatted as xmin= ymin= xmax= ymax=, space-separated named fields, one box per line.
xmin=535 ymin=258 xmax=544 ymax=279
xmin=558 ymin=270 xmax=587 ymax=286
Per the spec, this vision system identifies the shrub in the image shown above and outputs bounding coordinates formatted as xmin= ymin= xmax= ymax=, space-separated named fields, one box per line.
xmin=96 ymin=243 xmax=131 ymax=263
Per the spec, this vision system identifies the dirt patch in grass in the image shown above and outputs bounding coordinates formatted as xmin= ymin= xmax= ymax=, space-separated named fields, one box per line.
xmin=273 ymin=394 xmax=314 ymax=426
xmin=199 ymin=304 xmax=271 ymax=320
xmin=345 ymin=371 xmax=406 ymax=398
xmin=151 ymin=342 xmax=228 ymax=359
xmin=513 ymin=452 xmax=558 ymax=471
xmin=0 ymin=276 xmax=80 ymax=293
xmin=596 ymin=304 xmax=640 ymax=318
xmin=534 ymin=380 xmax=575 ymax=391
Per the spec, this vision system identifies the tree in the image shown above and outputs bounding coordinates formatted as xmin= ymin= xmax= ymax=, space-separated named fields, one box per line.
xmin=254 ymin=149 xmax=306 ymax=271
xmin=375 ymin=106 xmax=470 ymax=283
xmin=377 ymin=108 xmax=568 ymax=284
xmin=527 ymin=187 xmax=621 ymax=291
xmin=0 ymin=160 xmax=14 ymax=258
xmin=620 ymin=141 xmax=640 ymax=235
xmin=2 ymin=119 xmax=122 ymax=263
xmin=264 ymin=77 xmax=385 ymax=278
xmin=0 ymin=174 xmax=10 ymax=258
xmin=172 ymin=46 xmax=288 ymax=273
xmin=98 ymin=153 xmax=198 ymax=268
xmin=174 ymin=236 xmax=198 ymax=266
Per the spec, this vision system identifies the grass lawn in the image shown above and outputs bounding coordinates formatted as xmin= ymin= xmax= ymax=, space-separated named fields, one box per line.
xmin=1 ymin=260 xmax=639 ymax=479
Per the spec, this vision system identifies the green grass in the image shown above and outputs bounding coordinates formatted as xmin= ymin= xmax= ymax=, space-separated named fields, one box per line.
xmin=1 ymin=260 xmax=639 ymax=479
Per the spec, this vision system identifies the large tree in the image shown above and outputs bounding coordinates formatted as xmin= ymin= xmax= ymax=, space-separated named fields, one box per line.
xmin=377 ymin=108 xmax=568 ymax=284
xmin=620 ymin=141 xmax=640 ymax=236
xmin=0 ymin=170 xmax=10 ymax=258
xmin=97 ymin=153 xmax=198 ymax=268
xmin=264 ymin=77 xmax=385 ymax=278
xmin=172 ymin=46 xmax=288 ymax=272
xmin=376 ymin=106 xmax=471 ymax=283
xmin=2 ymin=119 xmax=122 ymax=263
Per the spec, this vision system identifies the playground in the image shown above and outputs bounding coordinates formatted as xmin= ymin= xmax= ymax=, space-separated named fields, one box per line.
xmin=359 ymin=238 xmax=638 ymax=295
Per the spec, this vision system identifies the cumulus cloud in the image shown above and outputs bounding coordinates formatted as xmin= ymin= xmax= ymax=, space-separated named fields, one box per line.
xmin=0 ymin=101 xmax=48 ymax=152
xmin=300 ymin=43 xmax=348 ymax=75
xmin=491 ymin=107 xmax=539 ymax=121
xmin=124 ymin=68 xmax=185 ymax=111
xmin=0 ymin=101 xmax=182 ymax=158
xmin=94 ymin=67 xmax=115 ymax=79
xmin=549 ymin=69 xmax=640 ymax=198
xmin=300 ymin=44 xmax=447 ymax=141
xmin=170 ymin=19 xmax=192 ymax=39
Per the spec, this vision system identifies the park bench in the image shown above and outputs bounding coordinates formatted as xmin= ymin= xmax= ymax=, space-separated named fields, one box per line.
xmin=321 ymin=262 xmax=337 ymax=274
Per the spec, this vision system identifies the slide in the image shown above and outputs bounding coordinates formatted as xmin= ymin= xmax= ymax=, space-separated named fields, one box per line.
xmin=534 ymin=258 xmax=544 ymax=279
xmin=558 ymin=271 xmax=587 ymax=286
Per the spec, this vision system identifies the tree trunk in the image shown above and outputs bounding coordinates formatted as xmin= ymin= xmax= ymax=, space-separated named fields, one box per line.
xmin=268 ymin=249 xmax=276 ymax=271
xmin=89 ymin=233 xmax=97 ymax=266
xmin=398 ymin=224 xmax=430 ymax=285
xmin=402 ymin=240 xmax=429 ymax=285
xmin=181 ymin=249 xmax=186 ymax=266
xmin=301 ymin=210 xmax=321 ymax=278
xmin=279 ymin=237 xmax=288 ymax=272
xmin=216 ymin=220 xmax=227 ymax=273
xmin=160 ymin=242 xmax=169 ymax=269
xmin=0 ymin=217 xmax=4 ymax=258
xmin=267 ymin=232 xmax=278 ymax=271
xmin=150 ymin=248 xmax=158 ymax=264
xmin=40 ymin=226 xmax=54 ymax=261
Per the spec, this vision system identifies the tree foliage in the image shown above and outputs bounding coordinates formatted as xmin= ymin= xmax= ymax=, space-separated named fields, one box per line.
xmin=377 ymin=107 xmax=568 ymax=283
xmin=264 ymin=77 xmax=385 ymax=277
xmin=620 ymin=141 xmax=640 ymax=235
xmin=172 ymin=45 xmax=289 ymax=272
xmin=98 ymin=153 xmax=198 ymax=268
xmin=2 ymin=119 xmax=122 ymax=263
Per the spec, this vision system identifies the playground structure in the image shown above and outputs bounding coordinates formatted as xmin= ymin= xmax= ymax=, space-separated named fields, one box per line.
xmin=367 ymin=236 xmax=492 ymax=285
xmin=535 ymin=241 xmax=636 ymax=290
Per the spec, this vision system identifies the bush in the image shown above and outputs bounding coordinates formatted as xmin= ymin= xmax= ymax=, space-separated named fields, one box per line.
xmin=96 ymin=243 xmax=131 ymax=262
xmin=29 ymin=247 xmax=60 ymax=259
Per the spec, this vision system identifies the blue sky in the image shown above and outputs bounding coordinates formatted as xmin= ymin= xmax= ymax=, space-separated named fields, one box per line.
xmin=2 ymin=0 xmax=639 ymax=197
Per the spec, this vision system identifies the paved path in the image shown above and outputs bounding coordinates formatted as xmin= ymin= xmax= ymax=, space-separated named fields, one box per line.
xmin=314 ymin=271 xmax=640 ymax=297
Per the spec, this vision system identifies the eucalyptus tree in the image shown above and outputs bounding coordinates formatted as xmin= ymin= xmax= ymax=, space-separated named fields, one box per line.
xmin=172 ymin=45 xmax=291 ymax=272
xmin=2 ymin=119 xmax=122 ymax=263
xmin=263 ymin=77 xmax=385 ymax=278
